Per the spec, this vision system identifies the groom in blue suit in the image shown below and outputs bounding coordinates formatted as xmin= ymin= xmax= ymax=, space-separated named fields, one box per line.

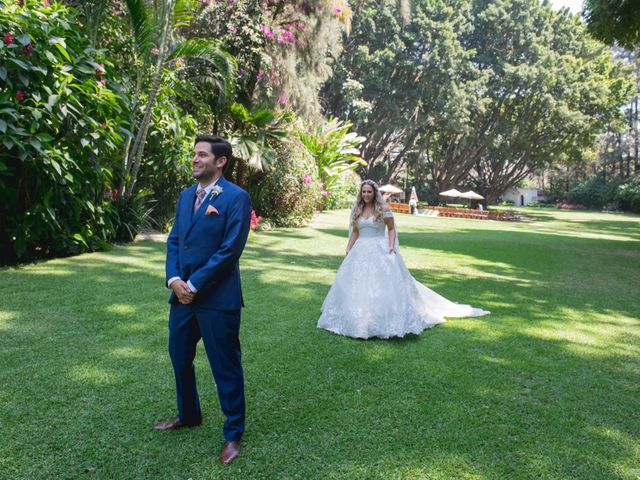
xmin=153 ymin=135 xmax=252 ymax=465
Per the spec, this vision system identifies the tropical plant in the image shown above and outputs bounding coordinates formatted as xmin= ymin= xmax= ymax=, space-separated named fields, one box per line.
xmin=322 ymin=171 xmax=361 ymax=210
xmin=135 ymin=77 xmax=197 ymax=228
xmin=115 ymin=0 xmax=237 ymax=200
xmin=190 ymin=0 xmax=351 ymax=117
xmin=227 ymin=102 xmax=290 ymax=186
xmin=0 ymin=0 xmax=125 ymax=264
xmin=298 ymin=117 xmax=365 ymax=192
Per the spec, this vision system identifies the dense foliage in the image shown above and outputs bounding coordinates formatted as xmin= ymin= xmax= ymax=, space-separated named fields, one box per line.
xmin=250 ymin=139 xmax=322 ymax=227
xmin=323 ymin=0 xmax=635 ymax=203
xmin=1 ymin=0 xmax=638 ymax=265
xmin=584 ymin=0 xmax=640 ymax=49
xmin=0 ymin=1 xmax=125 ymax=264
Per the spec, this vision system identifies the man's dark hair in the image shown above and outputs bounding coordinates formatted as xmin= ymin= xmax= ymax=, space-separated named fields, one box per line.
xmin=195 ymin=134 xmax=232 ymax=160
xmin=195 ymin=134 xmax=234 ymax=175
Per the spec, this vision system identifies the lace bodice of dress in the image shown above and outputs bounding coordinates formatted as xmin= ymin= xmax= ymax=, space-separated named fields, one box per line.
xmin=356 ymin=212 xmax=392 ymax=239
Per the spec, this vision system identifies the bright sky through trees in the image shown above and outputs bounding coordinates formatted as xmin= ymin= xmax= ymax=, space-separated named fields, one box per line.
xmin=549 ymin=0 xmax=582 ymax=14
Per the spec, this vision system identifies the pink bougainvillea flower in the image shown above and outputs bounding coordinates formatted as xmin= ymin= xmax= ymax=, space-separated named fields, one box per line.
xmin=277 ymin=89 xmax=289 ymax=105
xmin=230 ymin=25 xmax=237 ymax=33
xmin=260 ymin=25 xmax=275 ymax=39
xmin=321 ymin=189 xmax=332 ymax=196
xmin=3 ymin=32 xmax=14 ymax=45
xmin=16 ymin=90 xmax=25 ymax=101
xmin=335 ymin=7 xmax=343 ymax=13
xmin=277 ymin=29 xmax=295 ymax=44
xmin=98 ymin=79 xmax=107 ymax=87
xmin=303 ymin=174 xmax=312 ymax=185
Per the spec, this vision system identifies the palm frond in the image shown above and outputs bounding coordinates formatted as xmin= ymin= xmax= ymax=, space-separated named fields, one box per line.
xmin=167 ymin=39 xmax=237 ymax=97
xmin=125 ymin=0 xmax=155 ymax=55
xmin=173 ymin=0 xmax=199 ymax=28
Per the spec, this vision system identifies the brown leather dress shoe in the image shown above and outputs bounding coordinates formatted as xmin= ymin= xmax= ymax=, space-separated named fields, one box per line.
xmin=152 ymin=417 xmax=201 ymax=430
xmin=219 ymin=440 xmax=241 ymax=465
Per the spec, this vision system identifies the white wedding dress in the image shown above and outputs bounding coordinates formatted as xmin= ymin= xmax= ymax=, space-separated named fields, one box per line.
xmin=317 ymin=212 xmax=489 ymax=339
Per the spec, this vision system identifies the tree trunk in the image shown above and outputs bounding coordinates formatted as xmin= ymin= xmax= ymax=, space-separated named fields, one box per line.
xmin=235 ymin=159 xmax=248 ymax=188
xmin=123 ymin=11 xmax=171 ymax=199
xmin=635 ymin=96 xmax=639 ymax=173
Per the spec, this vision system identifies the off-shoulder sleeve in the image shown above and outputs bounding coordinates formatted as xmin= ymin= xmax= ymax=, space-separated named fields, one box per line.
xmin=384 ymin=210 xmax=394 ymax=218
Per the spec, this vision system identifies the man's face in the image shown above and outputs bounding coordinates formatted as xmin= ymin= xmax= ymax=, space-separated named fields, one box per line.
xmin=192 ymin=142 xmax=225 ymax=181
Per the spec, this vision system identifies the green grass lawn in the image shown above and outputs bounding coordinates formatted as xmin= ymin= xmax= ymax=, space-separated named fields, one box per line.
xmin=1 ymin=209 xmax=639 ymax=479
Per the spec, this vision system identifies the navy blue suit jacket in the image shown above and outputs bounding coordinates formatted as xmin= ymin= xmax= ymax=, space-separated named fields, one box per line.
xmin=165 ymin=177 xmax=252 ymax=310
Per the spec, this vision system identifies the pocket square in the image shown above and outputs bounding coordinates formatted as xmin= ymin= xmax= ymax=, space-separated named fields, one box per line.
xmin=205 ymin=205 xmax=219 ymax=216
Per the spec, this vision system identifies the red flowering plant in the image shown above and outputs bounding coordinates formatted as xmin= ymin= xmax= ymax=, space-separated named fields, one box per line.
xmin=250 ymin=209 xmax=262 ymax=231
xmin=0 ymin=0 xmax=126 ymax=262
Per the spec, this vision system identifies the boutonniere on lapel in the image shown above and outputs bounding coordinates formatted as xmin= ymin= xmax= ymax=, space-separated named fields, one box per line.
xmin=205 ymin=205 xmax=219 ymax=216
xmin=208 ymin=185 xmax=223 ymax=202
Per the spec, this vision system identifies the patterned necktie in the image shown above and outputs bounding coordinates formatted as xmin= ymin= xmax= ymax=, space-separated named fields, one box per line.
xmin=194 ymin=188 xmax=206 ymax=213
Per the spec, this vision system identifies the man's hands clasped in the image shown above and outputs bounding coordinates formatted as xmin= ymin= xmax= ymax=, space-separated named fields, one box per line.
xmin=171 ymin=280 xmax=195 ymax=304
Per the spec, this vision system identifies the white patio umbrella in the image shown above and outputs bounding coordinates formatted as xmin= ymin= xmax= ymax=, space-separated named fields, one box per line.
xmin=460 ymin=190 xmax=485 ymax=200
xmin=439 ymin=188 xmax=462 ymax=198
xmin=379 ymin=184 xmax=403 ymax=194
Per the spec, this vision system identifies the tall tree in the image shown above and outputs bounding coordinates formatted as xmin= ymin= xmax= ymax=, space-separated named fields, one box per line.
xmin=322 ymin=0 xmax=480 ymax=182
xmin=323 ymin=0 xmax=635 ymax=202
xmin=583 ymin=0 xmax=640 ymax=49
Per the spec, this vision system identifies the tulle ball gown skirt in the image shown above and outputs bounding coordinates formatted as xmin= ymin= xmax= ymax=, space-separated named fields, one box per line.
xmin=317 ymin=235 xmax=489 ymax=339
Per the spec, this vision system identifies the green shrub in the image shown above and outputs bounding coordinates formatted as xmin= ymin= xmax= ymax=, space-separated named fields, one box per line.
xmin=249 ymin=139 xmax=322 ymax=227
xmin=136 ymin=89 xmax=196 ymax=229
xmin=0 ymin=1 xmax=125 ymax=264
xmin=617 ymin=175 xmax=640 ymax=213
xmin=106 ymin=191 xmax=156 ymax=243
xmin=298 ymin=117 xmax=365 ymax=193
xmin=323 ymin=171 xmax=361 ymax=210
xmin=568 ymin=176 xmax=619 ymax=209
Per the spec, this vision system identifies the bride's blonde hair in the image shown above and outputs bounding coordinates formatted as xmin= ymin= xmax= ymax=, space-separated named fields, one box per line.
xmin=350 ymin=180 xmax=386 ymax=227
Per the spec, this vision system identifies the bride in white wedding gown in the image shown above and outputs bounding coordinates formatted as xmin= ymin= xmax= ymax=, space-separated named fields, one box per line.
xmin=317 ymin=180 xmax=489 ymax=339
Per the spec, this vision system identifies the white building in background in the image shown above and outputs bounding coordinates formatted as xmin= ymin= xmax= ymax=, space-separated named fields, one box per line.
xmin=500 ymin=187 xmax=539 ymax=206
